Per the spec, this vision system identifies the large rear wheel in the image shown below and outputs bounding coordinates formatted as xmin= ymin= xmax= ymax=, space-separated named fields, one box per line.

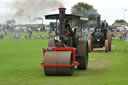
xmin=77 ymin=40 xmax=88 ymax=70
xmin=88 ymin=32 xmax=93 ymax=52
xmin=105 ymin=40 xmax=109 ymax=53
xmin=88 ymin=32 xmax=92 ymax=40
xmin=107 ymin=32 xmax=112 ymax=51
xmin=88 ymin=40 xmax=91 ymax=52
xmin=48 ymin=38 xmax=55 ymax=47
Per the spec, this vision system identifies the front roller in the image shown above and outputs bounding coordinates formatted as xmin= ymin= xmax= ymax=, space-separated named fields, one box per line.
xmin=77 ymin=40 xmax=88 ymax=70
xmin=41 ymin=47 xmax=78 ymax=76
xmin=44 ymin=51 xmax=74 ymax=76
xmin=48 ymin=38 xmax=55 ymax=47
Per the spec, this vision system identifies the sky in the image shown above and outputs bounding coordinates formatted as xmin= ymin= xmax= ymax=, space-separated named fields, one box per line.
xmin=0 ymin=0 xmax=128 ymax=25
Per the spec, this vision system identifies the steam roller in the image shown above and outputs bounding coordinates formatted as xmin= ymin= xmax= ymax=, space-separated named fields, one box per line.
xmin=40 ymin=8 xmax=89 ymax=76
xmin=88 ymin=14 xmax=112 ymax=53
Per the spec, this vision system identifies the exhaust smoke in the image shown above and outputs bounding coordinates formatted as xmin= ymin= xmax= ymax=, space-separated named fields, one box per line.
xmin=12 ymin=0 xmax=64 ymax=24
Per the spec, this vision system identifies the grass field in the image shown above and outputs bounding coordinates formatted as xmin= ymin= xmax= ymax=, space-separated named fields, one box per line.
xmin=0 ymin=38 xmax=128 ymax=85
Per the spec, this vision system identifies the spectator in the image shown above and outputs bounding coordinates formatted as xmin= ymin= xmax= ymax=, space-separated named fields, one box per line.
xmin=85 ymin=29 xmax=88 ymax=40
xmin=0 ymin=30 xmax=4 ymax=39
xmin=28 ymin=29 xmax=32 ymax=39
xmin=4 ymin=28 xmax=8 ymax=35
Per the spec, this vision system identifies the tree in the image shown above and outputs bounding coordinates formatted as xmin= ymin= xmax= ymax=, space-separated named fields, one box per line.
xmin=114 ymin=19 xmax=127 ymax=24
xmin=71 ymin=2 xmax=98 ymax=28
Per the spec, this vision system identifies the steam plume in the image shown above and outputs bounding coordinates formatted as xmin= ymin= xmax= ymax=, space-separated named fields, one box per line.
xmin=12 ymin=0 xmax=64 ymax=24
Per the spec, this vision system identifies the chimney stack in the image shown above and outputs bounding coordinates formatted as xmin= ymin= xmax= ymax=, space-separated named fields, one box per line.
xmin=96 ymin=14 xmax=101 ymax=27
xmin=59 ymin=8 xmax=66 ymax=35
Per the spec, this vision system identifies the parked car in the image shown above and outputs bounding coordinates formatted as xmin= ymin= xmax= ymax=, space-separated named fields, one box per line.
xmin=117 ymin=27 xmax=125 ymax=32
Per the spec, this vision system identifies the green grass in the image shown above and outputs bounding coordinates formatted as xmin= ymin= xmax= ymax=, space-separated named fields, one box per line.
xmin=0 ymin=39 xmax=128 ymax=85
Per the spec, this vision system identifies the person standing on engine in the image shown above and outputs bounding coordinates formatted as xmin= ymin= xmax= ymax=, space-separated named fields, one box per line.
xmin=102 ymin=19 xmax=108 ymax=39
xmin=102 ymin=19 xmax=108 ymax=30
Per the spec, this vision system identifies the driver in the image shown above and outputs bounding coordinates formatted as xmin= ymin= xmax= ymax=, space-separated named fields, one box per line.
xmin=65 ymin=19 xmax=73 ymax=36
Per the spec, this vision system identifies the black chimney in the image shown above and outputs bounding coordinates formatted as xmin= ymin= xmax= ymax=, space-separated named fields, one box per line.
xmin=96 ymin=14 xmax=101 ymax=27
xmin=59 ymin=8 xmax=66 ymax=35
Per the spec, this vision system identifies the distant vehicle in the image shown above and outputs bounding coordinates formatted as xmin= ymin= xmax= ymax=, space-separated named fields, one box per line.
xmin=124 ymin=26 xmax=128 ymax=31
xmin=117 ymin=27 xmax=125 ymax=32
xmin=126 ymin=28 xmax=128 ymax=31
xmin=89 ymin=27 xmax=95 ymax=32
xmin=22 ymin=27 xmax=28 ymax=32
xmin=111 ymin=26 xmax=117 ymax=32
xmin=37 ymin=28 xmax=40 ymax=32
xmin=88 ymin=16 xmax=112 ymax=53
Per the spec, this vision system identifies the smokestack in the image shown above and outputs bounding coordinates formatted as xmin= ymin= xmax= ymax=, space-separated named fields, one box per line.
xmin=59 ymin=8 xmax=66 ymax=35
xmin=96 ymin=14 xmax=101 ymax=26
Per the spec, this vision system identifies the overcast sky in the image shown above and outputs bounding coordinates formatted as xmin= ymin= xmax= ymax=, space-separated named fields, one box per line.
xmin=0 ymin=0 xmax=128 ymax=25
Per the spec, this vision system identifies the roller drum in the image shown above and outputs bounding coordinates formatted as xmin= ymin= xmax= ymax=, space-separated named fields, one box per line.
xmin=44 ymin=51 xmax=74 ymax=76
